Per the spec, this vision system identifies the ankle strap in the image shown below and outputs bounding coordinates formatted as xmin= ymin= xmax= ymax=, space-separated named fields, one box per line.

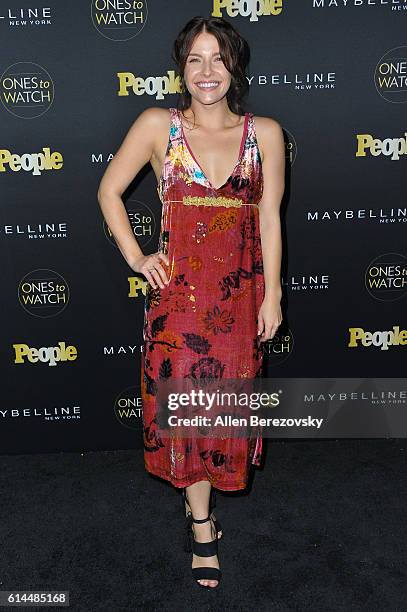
xmin=192 ymin=515 xmax=211 ymax=524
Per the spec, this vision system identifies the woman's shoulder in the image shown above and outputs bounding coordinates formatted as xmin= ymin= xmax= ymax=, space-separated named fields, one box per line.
xmin=251 ymin=113 xmax=282 ymax=133
xmin=134 ymin=106 xmax=173 ymax=127
xmin=127 ymin=107 xmax=173 ymax=148
xmin=251 ymin=114 xmax=284 ymax=161
xmin=252 ymin=114 xmax=284 ymax=143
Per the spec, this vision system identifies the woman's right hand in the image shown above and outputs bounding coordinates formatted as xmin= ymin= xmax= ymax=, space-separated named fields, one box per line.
xmin=132 ymin=252 xmax=170 ymax=289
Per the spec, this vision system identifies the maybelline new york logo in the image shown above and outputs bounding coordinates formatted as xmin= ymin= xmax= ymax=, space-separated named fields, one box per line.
xmin=0 ymin=147 xmax=63 ymax=175
xmin=356 ymin=132 xmax=407 ymax=160
xmin=313 ymin=0 xmax=406 ymax=8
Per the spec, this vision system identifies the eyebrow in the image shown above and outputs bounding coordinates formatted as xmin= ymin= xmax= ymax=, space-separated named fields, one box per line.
xmin=187 ymin=52 xmax=221 ymax=57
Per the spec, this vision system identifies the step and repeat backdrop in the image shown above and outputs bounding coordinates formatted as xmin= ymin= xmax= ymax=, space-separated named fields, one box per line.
xmin=1 ymin=1 xmax=405 ymax=454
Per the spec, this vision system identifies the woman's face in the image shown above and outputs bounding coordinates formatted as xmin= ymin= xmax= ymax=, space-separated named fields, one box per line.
xmin=183 ymin=31 xmax=231 ymax=104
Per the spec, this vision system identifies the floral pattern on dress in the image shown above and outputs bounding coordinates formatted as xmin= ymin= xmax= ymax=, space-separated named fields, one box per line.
xmin=142 ymin=107 xmax=265 ymax=491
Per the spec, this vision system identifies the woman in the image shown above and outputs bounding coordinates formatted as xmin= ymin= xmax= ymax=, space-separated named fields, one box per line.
xmin=98 ymin=16 xmax=284 ymax=589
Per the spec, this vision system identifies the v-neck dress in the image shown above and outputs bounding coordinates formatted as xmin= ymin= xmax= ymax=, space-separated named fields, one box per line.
xmin=141 ymin=107 xmax=265 ymax=491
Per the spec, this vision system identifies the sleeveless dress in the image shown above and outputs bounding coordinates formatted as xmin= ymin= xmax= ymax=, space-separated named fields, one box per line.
xmin=141 ymin=107 xmax=265 ymax=491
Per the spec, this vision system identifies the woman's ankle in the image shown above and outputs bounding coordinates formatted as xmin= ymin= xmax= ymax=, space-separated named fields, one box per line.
xmin=192 ymin=518 xmax=216 ymax=541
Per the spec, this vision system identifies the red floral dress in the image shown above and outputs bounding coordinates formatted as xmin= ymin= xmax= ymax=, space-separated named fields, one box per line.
xmin=141 ymin=107 xmax=265 ymax=491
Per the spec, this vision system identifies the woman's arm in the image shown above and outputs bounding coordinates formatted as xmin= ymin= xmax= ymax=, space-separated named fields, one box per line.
xmin=97 ymin=107 xmax=169 ymax=287
xmin=256 ymin=116 xmax=285 ymax=341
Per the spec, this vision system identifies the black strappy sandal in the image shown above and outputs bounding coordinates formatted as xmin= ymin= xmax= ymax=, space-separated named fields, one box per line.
xmin=209 ymin=488 xmax=224 ymax=540
xmin=181 ymin=487 xmax=223 ymax=550
xmin=187 ymin=513 xmax=222 ymax=588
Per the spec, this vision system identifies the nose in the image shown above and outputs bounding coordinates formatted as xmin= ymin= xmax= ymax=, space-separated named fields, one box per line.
xmin=202 ymin=59 xmax=213 ymax=77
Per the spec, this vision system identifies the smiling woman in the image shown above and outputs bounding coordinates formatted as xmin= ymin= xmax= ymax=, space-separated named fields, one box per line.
xmin=141 ymin=17 xmax=284 ymax=590
xmin=97 ymin=14 xmax=285 ymax=592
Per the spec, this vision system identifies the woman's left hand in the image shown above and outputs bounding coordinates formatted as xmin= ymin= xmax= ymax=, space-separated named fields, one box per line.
xmin=257 ymin=293 xmax=283 ymax=342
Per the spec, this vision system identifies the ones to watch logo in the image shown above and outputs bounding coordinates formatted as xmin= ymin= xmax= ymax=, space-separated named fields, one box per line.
xmin=18 ymin=269 xmax=70 ymax=317
xmin=91 ymin=0 xmax=148 ymax=41
xmin=374 ymin=45 xmax=407 ymax=103
xmin=0 ymin=61 xmax=54 ymax=118
xmin=114 ymin=385 xmax=142 ymax=430
xmin=365 ymin=253 xmax=407 ymax=302
xmin=283 ymin=128 xmax=297 ymax=166
xmin=261 ymin=323 xmax=294 ymax=366
xmin=104 ymin=200 xmax=156 ymax=249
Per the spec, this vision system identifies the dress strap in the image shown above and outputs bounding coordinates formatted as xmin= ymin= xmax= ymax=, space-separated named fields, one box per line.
xmin=156 ymin=108 xmax=180 ymax=203
xmin=168 ymin=107 xmax=182 ymax=143
xmin=246 ymin=112 xmax=254 ymax=141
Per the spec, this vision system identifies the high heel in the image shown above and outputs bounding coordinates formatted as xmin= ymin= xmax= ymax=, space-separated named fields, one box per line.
xmin=181 ymin=487 xmax=223 ymax=545
xmin=188 ymin=514 xmax=222 ymax=588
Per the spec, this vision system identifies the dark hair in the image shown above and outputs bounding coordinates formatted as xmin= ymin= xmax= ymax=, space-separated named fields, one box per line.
xmin=171 ymin=16 xmax=250 ymax=117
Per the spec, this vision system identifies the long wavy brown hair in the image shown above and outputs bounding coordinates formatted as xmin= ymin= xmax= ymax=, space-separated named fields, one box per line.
xmin=171 ymin=16 xmax=251 ymax=119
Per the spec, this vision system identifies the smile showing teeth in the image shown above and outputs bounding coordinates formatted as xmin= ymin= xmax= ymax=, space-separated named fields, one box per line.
xmin=196 ymin=81 xmax=219 ymax=88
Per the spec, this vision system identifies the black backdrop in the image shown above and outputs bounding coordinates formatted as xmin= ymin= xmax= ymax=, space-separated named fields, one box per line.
xmin=1 ymin=1 xmax=405 ymax=454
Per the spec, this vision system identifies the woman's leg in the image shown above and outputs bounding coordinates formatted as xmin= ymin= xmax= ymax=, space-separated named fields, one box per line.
xmin=183 ymin=484 xmax=223 ymax=539
xmin=186 ymin=480 xmax=220 ymax=588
